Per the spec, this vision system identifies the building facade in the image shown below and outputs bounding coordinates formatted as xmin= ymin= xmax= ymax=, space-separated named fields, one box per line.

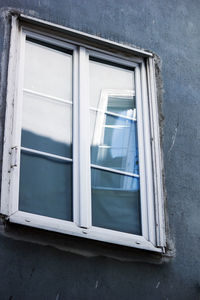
xmin=0 ymin=1 xmax=199 ymax=299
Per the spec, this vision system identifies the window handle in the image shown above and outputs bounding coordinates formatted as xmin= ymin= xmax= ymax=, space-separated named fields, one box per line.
xmin=10 ymin=146 xmax=18 ymax=168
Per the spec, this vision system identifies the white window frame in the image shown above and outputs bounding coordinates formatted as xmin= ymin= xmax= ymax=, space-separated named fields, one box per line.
xmin=0 ymin=15 xmax=166 ymax=253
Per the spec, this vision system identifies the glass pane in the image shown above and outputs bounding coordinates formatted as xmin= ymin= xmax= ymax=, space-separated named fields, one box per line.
xmin=90 ymin=59 xmax=140 ymax=235
xmin=21 ymin=92 xmax=72 ymax=158
xmin=89 ymin=59 xmax=134 ymax=111
xmin=91 ymin=110 xmax=139 ymax=174
xmin=91 ymin=168 xmax=141 ymax=235
xmin=19 ymin=151 xmax=72 ymax=221
xmin=24 ymin=41 xmax=72 ymax=100
xmin=106 ymin=95 xmax=136 ymax=118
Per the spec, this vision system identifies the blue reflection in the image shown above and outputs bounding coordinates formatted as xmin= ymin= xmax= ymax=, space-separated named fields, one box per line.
xmin=91 ymin=94 xmax=141 ymax=234
xmin=91 ymin=114 xmax=139 ymax=190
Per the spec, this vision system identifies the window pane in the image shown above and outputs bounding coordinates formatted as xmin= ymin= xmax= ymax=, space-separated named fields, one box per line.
xmin=24 ymin=41 xmax=72 ymax=100
xmin=91 ymin=110 xmax=139 ymax=174
xmin=105 ymin=94 xmax=136 ymax=118
xmin=21 ymin=92 xmax=72 ymax=158
xmin=20 ymin=40 xmax=73 ymax=221
xmin=19 ymin=151 xmax=72 ymax=221
xmin=89 ymin=59 xmax=134 ymax=110
xmin=90 ymin=59 xmax=141 ymax=235
xmin=91 ymin=168 xmax=141 ymax=235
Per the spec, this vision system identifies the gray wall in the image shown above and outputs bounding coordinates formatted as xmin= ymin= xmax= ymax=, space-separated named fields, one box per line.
xmin=0 ymin=1 xmax=200 ymax=299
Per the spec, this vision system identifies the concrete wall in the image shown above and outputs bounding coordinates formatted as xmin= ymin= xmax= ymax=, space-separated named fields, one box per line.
xmin=0 ymin=1 xmax=199 ymax=299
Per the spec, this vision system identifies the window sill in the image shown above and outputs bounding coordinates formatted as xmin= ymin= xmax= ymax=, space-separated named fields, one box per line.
xmin=8 ymin=211 xmax=163 ymax=253
xmin=0 ymin=214 xmax=173 ymax=264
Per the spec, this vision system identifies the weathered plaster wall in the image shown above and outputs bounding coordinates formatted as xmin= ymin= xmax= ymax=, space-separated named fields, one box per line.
xmin=0 ymin=1 xmax=199 ymax=299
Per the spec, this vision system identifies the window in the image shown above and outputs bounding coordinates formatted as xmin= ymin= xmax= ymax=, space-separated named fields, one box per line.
xmin=1 ymin=15 xmax=166 ymax=253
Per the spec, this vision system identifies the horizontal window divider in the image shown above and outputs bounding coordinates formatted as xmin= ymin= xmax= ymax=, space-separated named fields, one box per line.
xmin=23 ymin=88 xmax=73 ymax=105
xmin=90 ymin=106 xmax=137 ymax=121
xmin=103 ymin=125 xmax=130 ymax=128
xmin=92 ymin=187 xmax=139 ymax=192
xmin=91 ymin=163 xmax=139 ymax=178
xmin=21 ymin=147 xmax=72 ymax=162
xmin=98 ymin=145 xmax=134 ymax=149
xmin=24 ymin=29 xmax=78 ymax=51
xmin=89 ymin=50 xmax=139 ymax=68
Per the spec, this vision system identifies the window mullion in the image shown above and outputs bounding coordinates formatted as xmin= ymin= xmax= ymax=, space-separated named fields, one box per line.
xmin=140 ymin=61 xmax=156 ymax=245
xmin=1 ymin=16 xmax=20 ymax=216
xmin=146 ymin=58 xmax=166 ymax=247
xmin=135 ymin=65 xmax=149 ymax=240
xmin=72 ymin=48 xmax=79 ymax=225
xmin=11 ymin=29 xmax=27 ymax=215
xmin=77 ymin=47 xmax=92 ymax=228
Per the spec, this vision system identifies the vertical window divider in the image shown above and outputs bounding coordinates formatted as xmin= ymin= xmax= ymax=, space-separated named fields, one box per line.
xmin=140 ymin=61 xmax=156 ymax=245
xmin=10 ymin=29 xmax=26 ymax=215
xmin=72 ymin=47 xmax=79 ymax=225
xmin=1 ymin=15 xmax=19 ymax=216
xmin=135 ymin=65 xmax=148 ymax=240
xmin=77 ymin=47 xmax=92 ymax=228
xmin=146 ymin=57 xmax=166 ymax=247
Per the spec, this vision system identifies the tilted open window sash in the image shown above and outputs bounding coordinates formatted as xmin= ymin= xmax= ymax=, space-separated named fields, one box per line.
xmin=1 ymin=15 xmax=166 ymax=253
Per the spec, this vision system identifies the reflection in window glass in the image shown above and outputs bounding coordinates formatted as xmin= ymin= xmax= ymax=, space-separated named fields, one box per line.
xmin=22 ymin=92 xmax=72 ymax=158
xmin=24 ymin=41 xmax=72 ymax=100
xmin=19 ymin=152 xmax=73 ymax=221
xmin=90 ymin=59 xmax=141 ymax=234
xmin=19 ymin=40 xmax=73 ymax=221
xmin=90 ymin=109 xmax=139 ymax=174
xmin=106 ymin=94 xmax=136 ymax=117
xmin=89 ymin=59 xmax=134 ymax=109
xmin=91 ymin=168 xmax=141 ymax=235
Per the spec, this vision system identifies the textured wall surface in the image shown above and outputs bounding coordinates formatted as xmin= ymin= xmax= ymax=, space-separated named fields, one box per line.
xmin=0 ymin=1 xmax=200 ymax=299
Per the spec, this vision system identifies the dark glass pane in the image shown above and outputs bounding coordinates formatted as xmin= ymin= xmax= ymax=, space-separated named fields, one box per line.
xmin=91 ymin=168 xmax=141 ymax=235
xmin=19 ymin=151 xmax=72 ymax=221
xmin=91 ymin=111 xmax=139 ymax=174
xmin=106 ymin=95 xmax=136 ymax=118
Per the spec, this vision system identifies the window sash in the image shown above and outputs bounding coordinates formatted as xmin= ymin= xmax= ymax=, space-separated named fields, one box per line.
xmin=0 ymin=16 xmax=166 ymax=252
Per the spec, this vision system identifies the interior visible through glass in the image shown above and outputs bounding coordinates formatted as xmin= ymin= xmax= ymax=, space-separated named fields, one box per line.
xmin=91 ymin=168 xmax=141 ymax=235
xmin=19 ymin=39 xmax=73 ymax=221
xmin=90 ymin=110 xmax=139 ymax=174
xmin=90 ymin=58 xmax=141 ymax=235
xmin=19 ymin=152 xmax=72 ymax=220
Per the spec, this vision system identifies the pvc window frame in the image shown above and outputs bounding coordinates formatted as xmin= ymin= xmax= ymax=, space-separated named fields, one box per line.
xmin=0 ymin=15 xmax=166 ymax=253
